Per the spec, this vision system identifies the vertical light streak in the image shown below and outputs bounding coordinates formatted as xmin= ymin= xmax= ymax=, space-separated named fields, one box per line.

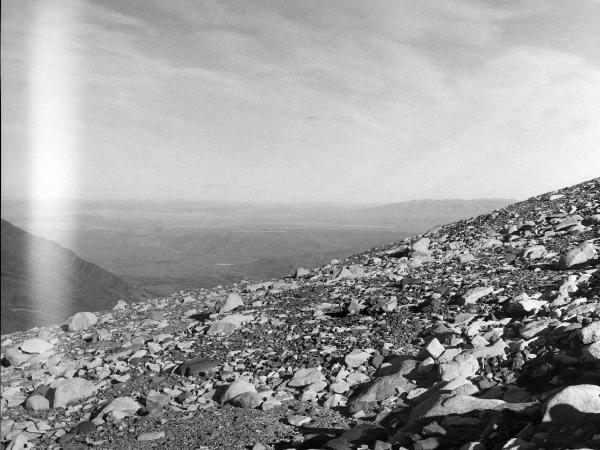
xmin=27 ymin=1 xmax=82 ymax=326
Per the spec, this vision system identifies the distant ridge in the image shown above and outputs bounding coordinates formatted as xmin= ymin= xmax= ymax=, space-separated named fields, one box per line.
xmin=344 ymin=198 xmax=516 ymax=232
xmin=0 ymin=219 xmax=152 ymax=334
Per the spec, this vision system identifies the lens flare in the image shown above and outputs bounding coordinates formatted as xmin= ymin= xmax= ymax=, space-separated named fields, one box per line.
xmin=27 ymin=1 xmax=82 ymax=326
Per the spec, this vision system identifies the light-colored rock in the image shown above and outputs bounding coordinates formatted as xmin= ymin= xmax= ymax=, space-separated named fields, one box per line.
xmin=221 ymin=379 xmax=257 ymax=404
xmin=229 ymin=391 xmax=263 ymax=409
xmin=581 ymin=341 xmax=600 ymax=361
xmin=438 ymin=355 xmax=479 ymax=381
xmin=413 ymin=238 xmax=431 ymax=254
xmin=67 ymin=312 xmax=98 ymax=331
xmin=113 ymin=300 xmax=128 ymax=310
xmin=350 ymin=359 xmax=417 ymax=405
xmin=457 ymin=254 xmax=476 ymax=264
xmin=207 ymin=314 xmax=254 ymax=335
xmin=580 ymin=321 xmax=600 ymax=344
xmin=288 ymin=415 xmax=311 ymax=426
xmin=426 ymin=338 xmax=445 ymax=359
xmin=410 ymin=394 xmax=506 ymax=421
xmin=25 ymin=395 xmax=49 ymax=411
xmin=288 ymin=368 xmax=325 ymax=387
xmin=4 ymin=348 xmax=34 ymax=367
xmin=19 ymin=338 xmax=53 ymax=354
xmin=542 ymin=384 xmax=600 ymax=423
xmin=216 ymin=293 xmax=244 ymax=313
xmin=519 ymin=320 xmax=550 ymax=339
xmin=558 ymin=242 xmax=596 ymax=269
xmin=100 ymin=397 xmax=142 ymax=419
xmin=52 ymin=378 xmax=97 ymax=408
xmin=295 ymin=267 xmax=310 ymax=278
xmin=460 ymin=286 xmax=493 ymax=305
xmin=137 ymin=431 xmax=165 ymax=441
xmin=345 ymin=350 xmax=370 ymax=368
xmin=521 ymin=245 xmax=547 ymax=260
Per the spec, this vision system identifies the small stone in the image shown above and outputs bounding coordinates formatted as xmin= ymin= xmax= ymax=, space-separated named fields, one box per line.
xmin=137 ymin=431 xmax=165 ymax=441
xmin=288 ymin=415 xmax=311 ymax=426
xmin=113 ymin=300 xmax=128 ymax=310
xmin=425 ymin=338 xmax=445 ymax=359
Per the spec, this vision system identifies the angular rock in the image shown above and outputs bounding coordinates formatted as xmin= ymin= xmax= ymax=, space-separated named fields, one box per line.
xmin=207 ymin=314 xmax=254 ymax=335
xmin=52 ymin=378 xmax=97 ymax=408
xmin=345 ymin=350 xmax=370 ymax=368
xmin=460 ymin=286 xmax=493 ymax=305
xmin=288 ymin=368 xmax=325 ymax=387
xmin=410 ymin=394 xmax=506 ymax=422
xmin=100 ymin=397 xmax=141 ymax=419
xmin=557 ymin=242 xmax=596 ymax=269
xmin=229 ymin=391 xmax=263 ymax=409
xmin=216 ymin=293 xmax=244 ymax=313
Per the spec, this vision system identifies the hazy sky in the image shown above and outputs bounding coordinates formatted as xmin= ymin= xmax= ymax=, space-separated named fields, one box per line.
xmin=2 ymin=0 xmax=599 ymax=203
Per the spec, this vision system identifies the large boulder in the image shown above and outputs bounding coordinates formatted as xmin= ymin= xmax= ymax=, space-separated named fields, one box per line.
xmin=52 ymin=378 xmax=97 ymax=408
xmin=409 ymin=394 xmax=506 ymax=422
xmin=349 ymin=359 xmax=417 ymax=406
xmin=220 ymin=379 xmax=257 ymax=404
xmin=216 ymin=293 xmax=244 ymax=313
xmin=67 ymin=312 xmax=99 ymax=331
xmin=542 ymin=384 xmax=600 ymax=424
xmin=557 ymin=242 xmax=596 ymax=269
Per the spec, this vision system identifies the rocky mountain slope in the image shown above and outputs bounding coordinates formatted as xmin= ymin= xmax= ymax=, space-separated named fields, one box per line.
xmin=1 ymin=178 xmax=599 ymax=450
xmin=0 ymin=219 xmax=151 ymax=334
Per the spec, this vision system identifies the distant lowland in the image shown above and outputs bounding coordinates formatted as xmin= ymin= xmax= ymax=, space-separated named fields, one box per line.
xmin=0 ymin=198 xmax=513 ymax=332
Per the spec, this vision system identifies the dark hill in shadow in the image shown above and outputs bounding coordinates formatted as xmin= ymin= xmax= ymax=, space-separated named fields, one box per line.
xmin=1 ymin=219 xmax=152 ymax=334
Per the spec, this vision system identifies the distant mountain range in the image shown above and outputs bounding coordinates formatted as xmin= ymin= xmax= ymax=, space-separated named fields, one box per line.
xmin=1 ymin=219 xmax=151 ymax=334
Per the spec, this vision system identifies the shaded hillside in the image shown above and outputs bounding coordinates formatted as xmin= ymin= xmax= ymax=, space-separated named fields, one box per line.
xmin=0 ymin=219 xmax=151 ymax=334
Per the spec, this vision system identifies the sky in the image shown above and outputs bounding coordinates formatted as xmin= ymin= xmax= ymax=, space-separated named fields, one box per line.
xmin=1 ymin=0 xmax=600 ymax=203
